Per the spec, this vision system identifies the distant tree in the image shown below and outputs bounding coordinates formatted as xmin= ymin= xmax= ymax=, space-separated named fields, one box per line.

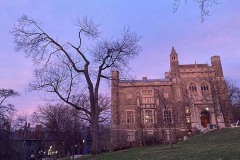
xmin=173 ymin=0 xmax=221 ymax=21
xmin=99 ymin=124 xmax=111 ymax=152
xmin=226 ymin=79 xmax=240 ymax=107
xmin=0 ymin=88 xmax=20 ymax=160
xmin=12 ymin=113 xmax=29 ymax=130
xmin=32 ymin=104 xmax=84 ymax=158
xmin=0 ymin=88 xmax=19 ymax=129
xmin=226 ymin=79 xmax=240 ymax=121
xmin=11 ymin=15 xmax=140 ymax=154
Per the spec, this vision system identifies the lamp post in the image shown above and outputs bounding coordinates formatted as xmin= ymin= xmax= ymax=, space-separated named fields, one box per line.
xmin=82 ymin=139 xmax=85 ymax=156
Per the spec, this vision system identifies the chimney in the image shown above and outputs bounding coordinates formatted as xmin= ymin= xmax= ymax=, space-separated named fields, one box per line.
xmin=165 ymin=72 xmax=170 ymax=79
xmin=24 ymin=122 xmax=27 ymax=129
xmin=35 ymin=125 xmax=42 ymax=131
xmin=142 ymin=77 xmax=147 ymax=81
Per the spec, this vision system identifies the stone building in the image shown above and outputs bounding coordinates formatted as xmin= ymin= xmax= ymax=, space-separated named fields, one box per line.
xmin=111 ymin=47 xmax=233 ymax=149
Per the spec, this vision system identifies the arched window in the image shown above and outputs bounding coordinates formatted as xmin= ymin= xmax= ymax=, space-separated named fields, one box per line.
xmin=189 ymin=82 xmax=197 ymax=92
xmin=201 ymin=82 xmax=209 ymax=91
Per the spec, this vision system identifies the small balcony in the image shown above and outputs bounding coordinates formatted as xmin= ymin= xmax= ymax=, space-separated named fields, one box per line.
xmin=140 ymin=104 xmax=156 ymax=108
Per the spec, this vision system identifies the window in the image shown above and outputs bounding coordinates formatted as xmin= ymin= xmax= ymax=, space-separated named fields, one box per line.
xmin=142 ymin=89 xmax=154 ymax=96
xmin=185 ymin=107 xmax=190 ymax=113
xmin=189 ymin=82 xmax=197 ymax=92
xmin=146 ymin=130 xmax=154 ymax=135
xmin=186 ymin=117 xmax=191 ymax=123
xmin=142 ymin=89 xmax=154 ymax=104
xmin=142 ymin=97 xmax=154 ymax=104
xmin=142 ymin=109 xmax=156 ymax=124
xmin=166 ymin=130 xmax=170 ymax=140
xmin=201 ymin=82 xmax=209 ymax=91
xmin=127 ymin=131 xmax=135 ymax=141
xmin=126 ymin=110 xmax=135 ymax=124
xmin=176 ymin=87 xmax=181 ymax=98
xmin=163 ymin=109 xmax=172 ymax=124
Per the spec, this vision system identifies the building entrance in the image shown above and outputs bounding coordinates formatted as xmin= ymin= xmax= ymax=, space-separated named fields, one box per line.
xmin=200 ymin=110 xmax=210 ymax=127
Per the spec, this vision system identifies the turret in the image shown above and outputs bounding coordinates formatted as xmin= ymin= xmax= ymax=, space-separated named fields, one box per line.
xmin=211 ymin=56 xmax=223 ymax=78
xmin=170 ymin=47 xmax=180 ymax=78
xmin=211 ymin=56 xmax=233 ymax=125
xmin=111 ymin=70 xmax=120 ymax=126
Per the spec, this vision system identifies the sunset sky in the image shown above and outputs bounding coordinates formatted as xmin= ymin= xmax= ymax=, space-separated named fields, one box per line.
xmin=0 ymin=0 xmax=240 ymax=114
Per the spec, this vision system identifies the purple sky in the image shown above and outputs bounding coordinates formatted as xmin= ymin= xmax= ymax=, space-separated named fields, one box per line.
xmin=0 ymin=0 xmax=240 ymax=114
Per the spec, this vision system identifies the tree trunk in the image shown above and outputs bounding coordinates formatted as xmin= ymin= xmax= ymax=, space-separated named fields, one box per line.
xmin=169 ymin=124 xmax=173 ymax=149
xmin=91 ymin=114 xmax=100 ymax=154
xmin=214 ymin=113 xmax=220 ymax=130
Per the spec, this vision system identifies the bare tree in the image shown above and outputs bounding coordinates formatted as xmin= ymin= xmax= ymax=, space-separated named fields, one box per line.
xmin=11 ymin=15 xmax=140 ymax=154
xmin=0 ymin=89 xmax=20 ymax=160
xmin=226 ymin=79 xmax=240 ymax=121
xmin=155 ymin=87 xmax=175 ymax=149
xmin=226 ymin=79 xmax=240 ymax=108
xmin=32 ymin=104 xmax=84 ymax=158
xmin=173 ymin=0 xmax=221 ymax=21
xmin=0 ymin=88 xmax=19 ymax=129
xmin=11 ymin=113 xmax=29 ymax=131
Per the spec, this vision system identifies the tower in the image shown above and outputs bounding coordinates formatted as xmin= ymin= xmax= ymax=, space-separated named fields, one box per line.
xmin=170 ymin=47 xmax=180 ymax=79
xmin=111 ymin=70 xmax=120 ymax=127
xmin=110 ymin=70 xmax=121 ymax=149
xmin=211 ymin=56 xmax=223 ymax=78
xmin=169 ymin=47 xmax=186 ymax=128
xmin=210 ymin=56 xmax=233 ymax=126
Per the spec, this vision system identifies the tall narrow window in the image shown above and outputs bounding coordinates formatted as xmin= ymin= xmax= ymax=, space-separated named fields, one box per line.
xmin=176 ymin=87 xmax=181 ymax=99
xmin=142 ymin=97 xmax=154 ymax=104
xmin=189 ymin=82 xmax=197 ymax=92
xmin=142 ymin=89 xmax=154 ymax=104
xmin=163 ymin=109 xmax=172 ymax=124
xmin=126 ymin=131 xmax=135 ymax=141
xmin=126 ymin=110 xmax=135 ymax=124
xmin=201 ymin=82 xmax=209 ymax=91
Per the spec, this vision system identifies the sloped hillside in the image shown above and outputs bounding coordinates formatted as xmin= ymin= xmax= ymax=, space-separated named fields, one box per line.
xmin=67 ymin=128 xmax=240 ymax=160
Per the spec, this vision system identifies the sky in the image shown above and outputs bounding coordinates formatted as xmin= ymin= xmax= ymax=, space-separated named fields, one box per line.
xmin=0 ymin=0 xmax=240 ymax=114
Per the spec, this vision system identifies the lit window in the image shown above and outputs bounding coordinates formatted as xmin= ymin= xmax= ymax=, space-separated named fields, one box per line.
xmin=142 ymin=109 xmax=156 ymax=124
xmin=126 ymin=110 xmax=135 ymax=124
xmin=185 ymin=107 xmax=190 ymax=113
xmin=186 ymin=117 xmax=191 ymax=123
xmin=127 ymin=131 xmax=135 ymax=141
xmin=163 ymin=109 xmax=172 ymax=124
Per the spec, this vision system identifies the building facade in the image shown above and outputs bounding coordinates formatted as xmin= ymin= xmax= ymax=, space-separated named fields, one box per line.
xmin=15 ymin=123 xmax=57 ymax=160
xmin=111 ymin=47 xmax=233 ymax=149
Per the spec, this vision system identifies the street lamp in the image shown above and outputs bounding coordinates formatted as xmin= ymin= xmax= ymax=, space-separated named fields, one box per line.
xmin=82 ymin=139 xmax=85 ymax=156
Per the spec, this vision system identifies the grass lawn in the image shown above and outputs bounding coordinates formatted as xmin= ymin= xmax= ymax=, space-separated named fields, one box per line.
xmin=63 ymin=128 xmax=240 ymax=160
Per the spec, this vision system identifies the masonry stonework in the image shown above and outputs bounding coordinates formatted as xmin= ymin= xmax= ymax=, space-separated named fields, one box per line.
xmin=111 ymin=47 xmax=233 ymax=150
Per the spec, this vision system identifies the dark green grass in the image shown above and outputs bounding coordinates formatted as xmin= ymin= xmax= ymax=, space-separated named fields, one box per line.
xmin=65 ymin=128 xmax=240 ymax=160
